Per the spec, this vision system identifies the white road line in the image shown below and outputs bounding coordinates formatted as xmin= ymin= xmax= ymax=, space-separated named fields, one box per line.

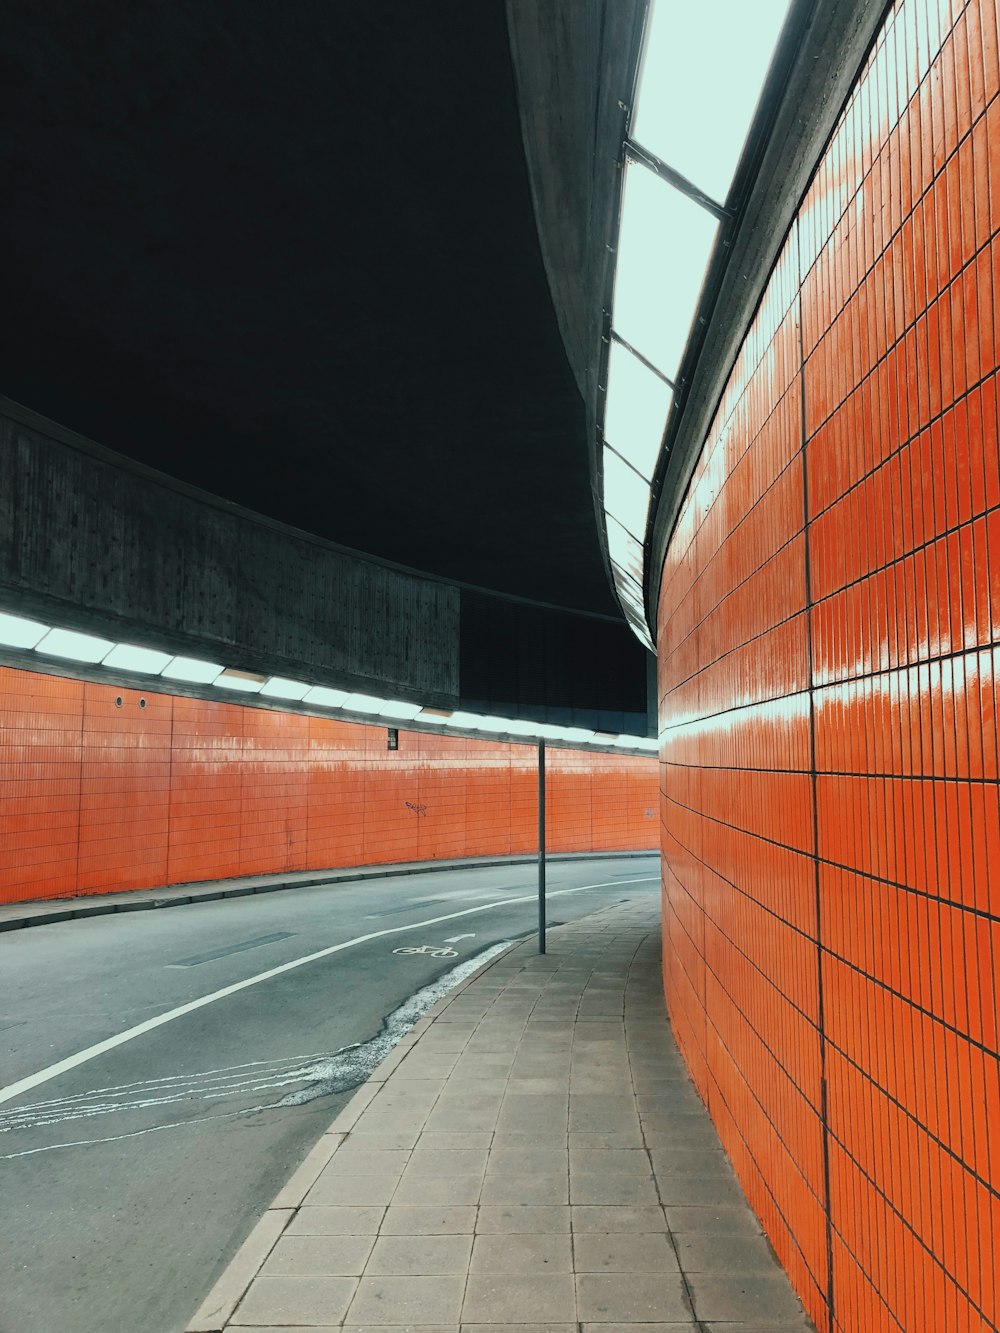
xmin=0 ymin=875 xmax=656 ymax=1107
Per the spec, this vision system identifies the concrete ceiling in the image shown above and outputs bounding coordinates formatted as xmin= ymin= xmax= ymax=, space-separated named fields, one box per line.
xmin=0 ymin=1 xmax=619 ymax=617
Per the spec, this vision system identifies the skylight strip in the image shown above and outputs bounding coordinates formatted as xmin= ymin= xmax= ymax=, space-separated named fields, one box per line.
xmin=0 ymin=607 xmax=655 ymax=748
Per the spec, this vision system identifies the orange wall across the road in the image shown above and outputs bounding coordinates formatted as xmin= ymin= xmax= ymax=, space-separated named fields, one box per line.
xmin=0 ymin=665 xmax=658 ymax=906
xmin=657 ymin=3 xmax=1000 ymax=1331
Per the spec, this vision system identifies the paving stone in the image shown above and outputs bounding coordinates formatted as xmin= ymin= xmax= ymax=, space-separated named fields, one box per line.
xmin=504 ymin=1077 xmax=569 ymax=1094
xmin=261 ymin=1234 xmax=376 ymax=1277
xmin=572 ymin=1232 xmax=679 ymax=1274
xmin=393 ymin=1055 xmax=460 ymax=1079
xmin=571 ymin=1206 xmax=668 ymax=1232
xmin=569 ymin=1130 xmax=644 ymax=1150
xmin=366 ymin=1234 xmax=474 ymax=1275
xmin=416 ymin=1132 xmax=494 ymax=1151
xmin=343 ymin=1326 xmax=458 ymax=1333
xmin=569 ymin=1097 xmax=641 ymax=1132
xmin=341 ymin=1130 xmax=420 ymax=1151
xmin=379 ymin=1206 xmax=478 ymax=1235
xmin=674 ymin=1232 xmax=780 ymax=1272
xmin=404 ymin=1149 xmax=490 ymax=1177
xmin=459 ymin=1324 xmax=575 ymax=1333
xmin=347 ymin=1274 xmax=466 ymax=1324
xmin=655 ymin=1175 xmax=747 ymax=1207
xmin=390 ymin=1174 xmax=483 ymax=1206
xmin=570 ymin=1149 xmax=650 ymax=1174
xmin=578 ymin=1325 xmax=697 ymax=1332
xmin=570 ymin=1173 xmax=659 ymax=1205
xmin=486 ymin=1147 xmax=568 ymax=1174
xmin=322 ymin=1149 xmax=410 ymax=1177
xmin=435 ymin=1079 xmax=508 ymax=1097
xmin=575 ymin=1273 xmax=691 ymax=1323
xmin=231 ymin=1326 xmax=345 ymax=1332
xmin=476 ymin=1204 xmax=572 ymax=1233
xmin=469 ymin=1231 xmax=573 ymax=1272
xmin=479 ymin=1172 xmax=569 ymax=1205
xmin=687 ymin=1273 xmax=811 ymax=1324
xmin=647 ymin=1147 xmax=726 ymax=1176
xmin=305 ymin=1171 xmax=402 ymax=1207
xmin=490 ymin=1129 xmax=568 ymax=1149
xmin=663 ymin=1206 xmax=762 ymax=1236
xmin=287 ymin=1206 xmax=385 ymax=1236
xmin=424 ymin=1106 xmax=501 ymax=1132
xmin=233 ymin=1275 xmax=358 ymax=1326
xmin=462 ymin=1273 xmax=577 ymax=1323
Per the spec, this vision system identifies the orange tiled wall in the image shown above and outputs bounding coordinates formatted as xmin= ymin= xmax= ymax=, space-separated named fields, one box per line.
xmin=657 ymin=3 xmax=1000 ymax=1330
xmin=0 ymin=665 xmax=657 ymax=905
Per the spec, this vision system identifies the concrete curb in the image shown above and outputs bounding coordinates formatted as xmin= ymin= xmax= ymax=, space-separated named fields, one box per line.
xmin=186 ymin=1208 xmax=293 ymax=1333
xmin=183 ymin=939 xmax=517 ymax=1332
xmin=0 ymin=850 xmax=658 ymax=933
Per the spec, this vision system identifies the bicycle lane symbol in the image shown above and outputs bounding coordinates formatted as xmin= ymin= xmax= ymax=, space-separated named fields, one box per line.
xmin=392 ymin=945 xmax=459 ymax=959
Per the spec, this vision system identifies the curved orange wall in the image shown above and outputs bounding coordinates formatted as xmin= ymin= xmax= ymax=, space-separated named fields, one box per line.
xmin=0 ymin=665 xmax=658 ymax=905
xmin=658 ymin=3 xmax=999 ymax=1330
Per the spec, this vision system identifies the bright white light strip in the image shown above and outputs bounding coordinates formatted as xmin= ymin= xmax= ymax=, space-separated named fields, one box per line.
xmin=448 ymin=711 xmax=486 ymax=730
xmin=260 ymin=677 xmax=311 ymax=700
xmin=0 ymin=612 xmax=49 ymax=649
xmin=342 ymin=692 xmax=390 ymax=712
xmin=632 ymin=0 xmax=791 ymax=204
xmin=378 ymin=699 xmax=423 ymax=720
xmin=103 ymin=643 xmax=173 ymax=674
xmin=161 ymin=655 xmax=224 ymax=684
xmin=303 ymin=685 xmax=350 ymax=708
xmin=497 ymin=718 xmax=542 ymax=735
xmin=1 ymin=610 xmax=655 ymax=748
xmin=603 ymin=447 xmax=651 ymax=539
xmin=603 ymin=341 xmax=673 ymax=481
xmin=612 ymin=161 xmax=719 ymax=381
xmin=35 ymin=627 xmax=115 ymax=663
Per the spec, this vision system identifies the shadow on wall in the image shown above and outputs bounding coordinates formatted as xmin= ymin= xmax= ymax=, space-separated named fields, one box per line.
xmin=0 ymin=665 xmax=658 ymax=905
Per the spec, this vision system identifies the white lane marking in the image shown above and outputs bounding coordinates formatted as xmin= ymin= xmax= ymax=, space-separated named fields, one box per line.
xmin=443 ymin=933 xmax=476 ymax=942
xmin=0 ymin=875 xmax=655 ymax=1109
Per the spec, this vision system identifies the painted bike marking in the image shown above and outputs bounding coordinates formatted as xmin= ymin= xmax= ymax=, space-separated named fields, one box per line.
xmin=392 ymin=945 xmax=458 ymax=958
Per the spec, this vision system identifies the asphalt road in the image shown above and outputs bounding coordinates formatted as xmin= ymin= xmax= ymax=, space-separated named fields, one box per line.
xmin=0 ymin=854 xmax=660 ymax=1333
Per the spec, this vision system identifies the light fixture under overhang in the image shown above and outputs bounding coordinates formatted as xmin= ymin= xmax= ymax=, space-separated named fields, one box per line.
xmin=260 ymin=677 xmax=311 ymax=701
xmin=0 ymin=611 xmax=50 ymax=650
xmin=35 ymin=627 xmax=115 ymax=663
xmin=103 ymin=643 xmax=173 ymax=674
xmin=302 ymin=685 xmax=350 ymax=708
xmin=378 ymin=699 xmax=423 ymax=720
xmin=160 ymin=655 xmax=224 ymax=684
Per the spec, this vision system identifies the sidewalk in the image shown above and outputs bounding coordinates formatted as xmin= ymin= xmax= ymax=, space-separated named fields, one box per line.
xmin=188 ymin=898 xmax=814 ymax=1332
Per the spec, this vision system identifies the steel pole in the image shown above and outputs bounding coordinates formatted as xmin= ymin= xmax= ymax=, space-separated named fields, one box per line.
xmin=538 ymin=738 xmax=546 ymax=954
